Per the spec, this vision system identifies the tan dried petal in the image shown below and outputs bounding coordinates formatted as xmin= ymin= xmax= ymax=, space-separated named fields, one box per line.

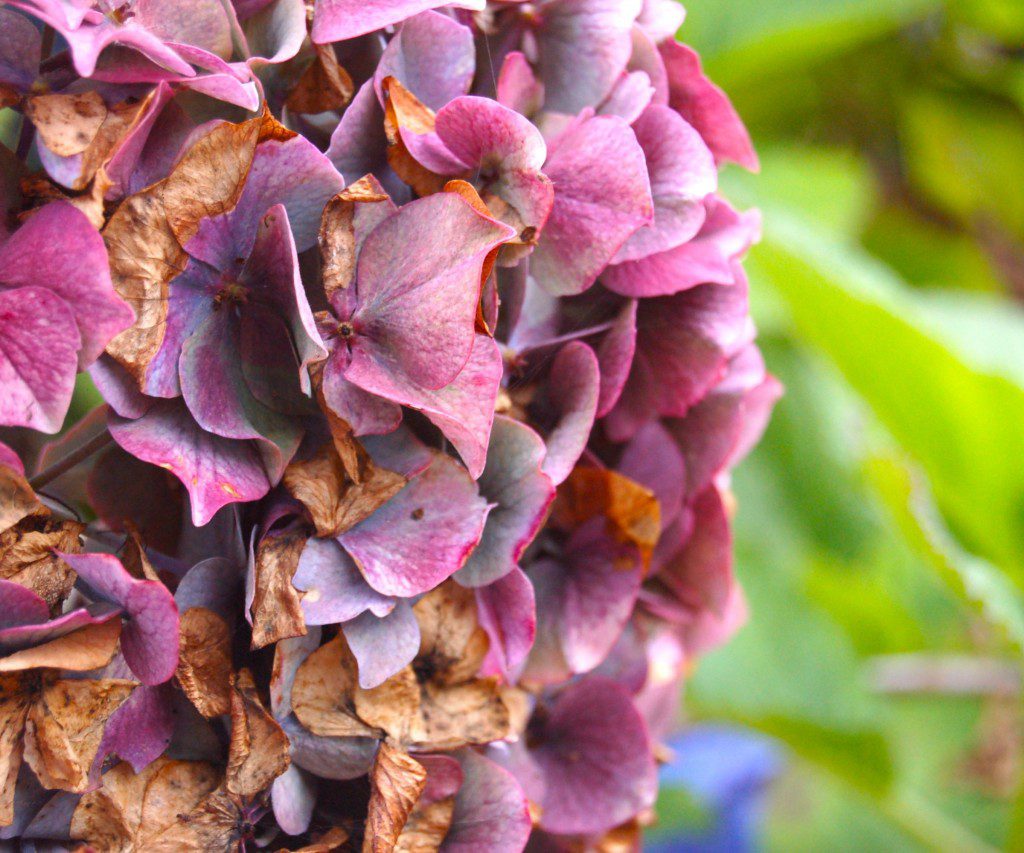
xmin=554 ymin=468 xmax=661 ymax=568
xmin=319 ymin=176 xmax=391 ymax=301
xmin=0 ymin=514 xmax=83 ymax=610
xmin=25 ymin=91 xmax=107 ymax=157
xmin=363 ymin=741 xmax=427 ymax=853
xmin=394 ymin=796 xmax=455 ymax=853
xmin=283 ymin=441 xmax=406 ymax=539
xmin=175 ymin=607 xmax=233 ymax=718
xmin=121 ymin=523 xmax=161 ymax=581
xmin=413 ymin=582 xmax=489 ymax=685
xmin=24 ymin=676 xmax=136 ymax=792
xmin=0 ymin=464 xmax=41 ymax=532
xmin=71 ymin=758 xmax=221 ymax=852
xmin=281 ymin=827 xmax=350 ymax=852
xmin=285 ymin=43 xmax=354 ymax=115
xmin=0 ymin=618 xmax=122 ymax=673
xmin=410 ymin=679 xmax=509 ymax=751
xmin=354 ymin=667 xmax=421 ymax=745
xmin=382 ymin=77 xmax=446 ymax=197
xmin=291 ymin=635 xmax=379 ymax=739
xmin=0 ymin=674 xmax=31 ymax=827
xmin=250 ymin=531 xmax=308 ymax=650
xmin=227 ymin=669 xmax=291 ymax=799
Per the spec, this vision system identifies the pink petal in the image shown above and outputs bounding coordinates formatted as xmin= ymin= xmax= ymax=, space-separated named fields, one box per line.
xmin=311 ymin=0 xmax=484 ymax=44
xmin=476 ymin=566 xmax=537 ymax=680
xmin=539 ymin=342 xmax=600 ymax=486
xmin=444 ymin=749 xmax=531 ymax=853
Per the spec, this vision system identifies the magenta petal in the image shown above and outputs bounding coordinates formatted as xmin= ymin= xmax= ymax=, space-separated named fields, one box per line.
xmin=311 ymin=0 xmax=483 ymax=44
xmin=604 ymin=274 xmax=752 ymax=442
xmin=0 ymin=581 xmax=50 ymax=631
xmin=595 ymin=297 xmax=637 ymax=417
xmin=0 ymin=287 xmax=80 ymax=432
xmin=612 ymin=105 xmax=716 ymax=264
xmin=321 ymin=342 xmax=403 ymax=437
xmin=532 ymin=115 xmax=653 ymax=296
xmin=339 ymin=454 xmax=490 ymax=597
xmin=660 ymin=40 xmax=758 ymax=171
xmin=348 ymin=334 xmax=503 ymax=479
xmin=476 ymin=567 xmax=537 ymax=680
xmin=443 ymin=749 xmax=531 ymax=853
xmin=109 ymin=398 xmax=276 ymax=526
xmin=603 ymin=197 xmax=760 ymax=298
xmin=345 ymin=192 xmax=515 ymax=391
xmin=533 ymin=0 xmax=643 ymax=114
xmin=293 ymin=537 xmax=395 ymax=626
xmin=99 ymin=683 xmax=175 ymax=773
xmin=540 ymin=342 xmax=599 ymax=487
xmin=496 ymin=51 xmax=544 ymax=117
xmin=456 ymin=416 xmax=554 ymax=587
xmin=530 ymin=676 xmax=657 ymax=835
xmin=343 ymin=601 xmax=420 ymax=689
xmin=61 ymin=551 xmax=180 ymax=685
xmin=0 ymin=600 xmax=121 ymax=655
xmin=619 ymin=420 xmax=686 ymax=529
xmin=375 ymin=11 xmax=475 ymax=110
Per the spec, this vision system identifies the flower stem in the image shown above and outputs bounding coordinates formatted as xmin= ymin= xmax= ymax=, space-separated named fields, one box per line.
xmin=30 ymin=429 xmax=114 ymax=491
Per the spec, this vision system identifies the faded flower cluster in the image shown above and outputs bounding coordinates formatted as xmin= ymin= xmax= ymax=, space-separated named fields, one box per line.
xmin=0 ymin=0 xmax=779 ymax=849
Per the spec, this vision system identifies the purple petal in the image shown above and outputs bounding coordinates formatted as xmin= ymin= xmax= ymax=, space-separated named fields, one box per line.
xmin=375 ymin=11 xmax=475 ymax=110
xmin=98 ymin=682 xmax=176 ymax=772
xmin=618 ymin=420 xmax=686 ymax=529
xmin=293 ymin=537 xmax=395 ymax=626
xmin=270 ymin=629 xmax=322 ymax=719
xmin=0 ymin=579 xmax=49 ymax=630
xmin=456 ymin=416 xmax=554 ymax=587
xmin=321 ymin=341 xmax=403 ymax=436
xmin=595 ymin=297 xmax=637 ymax=416
xmin=604 ymin=274 xmax=752 ymax=442
xmin=603 ymin=197 xmax=761 ymax=298
xmin=347 ymin=333 xmax=504 ymax=479
xmin=0 ymin=7 xmax=41 ymax=90
xmin=612 ymin=105 xmax=716 ymax=264
xmin=443 ymin=749 xmax=531 ymax=853
xmin=0 ymin=601 xmax=121 ymax=655
xmin=344 ymin=192 xmax=515 ymax=390
xmin=532 ymin=114 xmax=653 ymax=296
xmin=476 ymin=566 xmax=536 ymax=680
xmin=272 ymin=765 xmax=317 ymax=836
xmin=174 ymin=556 xmax=243 ymax=620
xmin=282 ymin=714 xmax=378 ymax=780
xmin=0 ymin=287 xmax=80 ymax=432
xmin=339 ymin=454 xmax=490 ymax=597
xmin=326 ymin=79 xmax=400 ymax=200
xmin=530 ymin=676 xmax=657 ymax=835
xmin=311 ymin=0 xmax=484 ymax=44
xmin=532 ymin=0 xmax=643 ymax=114
xmin=539 ymin=342 xmax=599 ymax=486
xmin=660 ymin=40 xmax=758 ymax=171
xmin=235 ymin=0 xmax=306 ymax=65
xmin=109 ymin=398 xmax=278 ymax=526
xmin=61 ymin=551 xmax=180 ymax=685
xmin=343 ymin=600 xmax=420 ymax=689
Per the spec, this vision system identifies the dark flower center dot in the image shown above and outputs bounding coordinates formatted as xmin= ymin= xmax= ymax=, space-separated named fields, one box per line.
xmin=213 ymin=281 xmax=249 ymax=309
xmin=410 ymin=507 xmax=425 ymax=520
xmin=338 ymin=321 xmax=355 ymax=339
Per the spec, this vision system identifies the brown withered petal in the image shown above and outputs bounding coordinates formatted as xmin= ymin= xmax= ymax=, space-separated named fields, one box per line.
xmin=0 ymin=514 xmax=84 ymax=611
xmin=250 ymin=530 xmax=308 ymax=650
xmin=121 ymin=523 xmax=161 ymax=582
xmin=382 ymin=77 xmax=447 ymax=197
xmin=0 ymin=674 xmax=30 ymax=827
xmin=226 ymin=669 xmax=291 ymax=799
xmin=175 ymin=607 xmax=233 ymax=718
xmin=319 ymin=176 xmax=391 ymax=301
xmin=291 ymin=635 xmax=380 ymax=739
xmin=24 ymin=676 xmax=136 ymax=793
xmin=363 ymin=741 xmax=427 ymax=853
xmin=283 ymin=440 xmax=406 ymax=539
xmin=553 ymin=468 xmax=661 ymax=567
xmin=285 ymin=43 xmax=354 ymax=115
xmin=410 ymin=679 xmax=510 ymax=752
xmin=413 ymin=582 xmax=490 ymax=686
xmin=353 ymin=666 xmax=421 ymax=746
xmin=0 ymin=618 xmax=122 ymax=673
xmin=71 ymin=758 xmax=221 ymax=852
xmin=394 ymin=795 xmax=455 ymax=853
xmin=25 ymin=91 xmax=107 ymax=157
xmin=0 ymin=464 xmax=41 ymax=532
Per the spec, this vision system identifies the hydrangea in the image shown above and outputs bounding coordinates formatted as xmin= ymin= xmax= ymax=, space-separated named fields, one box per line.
xmin=0 ymin=2 xmax=778 ymax=849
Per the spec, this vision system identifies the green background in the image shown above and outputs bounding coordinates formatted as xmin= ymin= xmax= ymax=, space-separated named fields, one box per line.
xmin=653 ymin=1 xmax=1024 ymax=848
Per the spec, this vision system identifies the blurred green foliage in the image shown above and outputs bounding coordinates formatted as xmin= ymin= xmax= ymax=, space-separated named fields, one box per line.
xmin=660 ymin=1 xmax=1024 ymax=848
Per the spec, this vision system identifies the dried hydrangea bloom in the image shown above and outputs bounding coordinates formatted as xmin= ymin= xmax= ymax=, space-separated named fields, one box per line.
xmin=0 ymin=0 xmax=775 ymax=848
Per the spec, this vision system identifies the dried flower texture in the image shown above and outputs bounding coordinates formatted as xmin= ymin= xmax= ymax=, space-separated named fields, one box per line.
xmin=0 ymin=1 xmax=774 ymax=849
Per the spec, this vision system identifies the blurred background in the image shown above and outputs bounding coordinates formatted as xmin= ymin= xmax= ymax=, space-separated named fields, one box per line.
xmin=650 ymin=0 xmax=1024 ymax=849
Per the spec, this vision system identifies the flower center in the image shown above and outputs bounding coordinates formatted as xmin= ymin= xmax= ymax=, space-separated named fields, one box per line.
xmin=213 ymin=281 xmax=249 ymax=309
xmin=337 ymin=321 xmax=355 ymax=339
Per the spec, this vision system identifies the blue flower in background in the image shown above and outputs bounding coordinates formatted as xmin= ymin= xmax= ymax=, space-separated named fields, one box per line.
xmin=648 ymin=725 xmax=783 ymax=853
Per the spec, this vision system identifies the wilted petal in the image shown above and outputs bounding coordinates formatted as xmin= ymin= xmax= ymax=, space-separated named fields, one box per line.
xmin=339 ymin=455 xmax=490 ymax=597
xmin=61 ymin=552 xmax=180 ymax=686
xmin=456 ymin=416 xmax=554 ymax=587
xmin=529 ymin=676 xmax=657 ymax=835
xmin=660 ymin=39 xmax=758 ymax=171
xmin=532 ymin=114 xmax=652 ymax=296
